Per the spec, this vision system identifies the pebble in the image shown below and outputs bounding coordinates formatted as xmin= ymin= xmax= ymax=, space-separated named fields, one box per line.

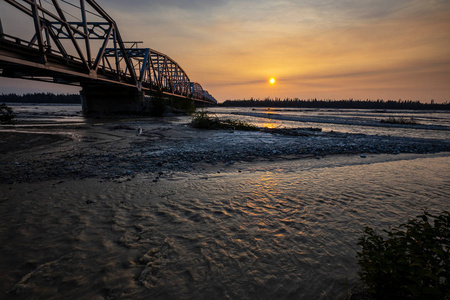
xmin=2 ymin=128 xmax=449 ymax=184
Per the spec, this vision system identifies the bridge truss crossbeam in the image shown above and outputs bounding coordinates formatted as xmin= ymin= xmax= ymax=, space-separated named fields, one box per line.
xmin=0 ymin=0 xmax=217 ymax=105
xmin=102 ymin=46 xmax=191 ymax=98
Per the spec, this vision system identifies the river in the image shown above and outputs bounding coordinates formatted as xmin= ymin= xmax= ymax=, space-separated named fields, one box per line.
xmin=0 ymin=104 xmax=449 ymax=299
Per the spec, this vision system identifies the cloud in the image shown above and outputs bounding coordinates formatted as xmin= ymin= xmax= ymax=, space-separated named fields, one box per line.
xmin=1 ymin=0 xmax=449 ymax=101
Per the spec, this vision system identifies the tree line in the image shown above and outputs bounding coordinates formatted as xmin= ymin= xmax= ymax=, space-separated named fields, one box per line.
xmin=222 ymin=98 xmax=450 ymax=110
xmin=2 ymin=93 xmax=449 ymax=110
xmin=0 ymin=93 xmax=80 ymax=104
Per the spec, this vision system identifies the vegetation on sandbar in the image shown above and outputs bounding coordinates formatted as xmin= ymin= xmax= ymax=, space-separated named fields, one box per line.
xmin=0 ymin=103 xmax=16 ymax=124
xmin=191 ymin=110 xmax=258 ymax=131
xmin=380 ymin=117 xmax=419 ymax=125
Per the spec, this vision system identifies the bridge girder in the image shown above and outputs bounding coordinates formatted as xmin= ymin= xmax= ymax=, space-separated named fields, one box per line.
xmin=0 ymin=0 xmax=217 ymax=104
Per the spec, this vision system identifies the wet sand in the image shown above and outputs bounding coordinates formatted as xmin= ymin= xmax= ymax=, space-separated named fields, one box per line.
xmin=1 ymin=117 xmax=450 ymax=299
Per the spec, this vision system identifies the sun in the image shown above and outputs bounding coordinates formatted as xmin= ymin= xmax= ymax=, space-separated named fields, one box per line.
xmin=269 ymin=77 xmax=276 ymax=85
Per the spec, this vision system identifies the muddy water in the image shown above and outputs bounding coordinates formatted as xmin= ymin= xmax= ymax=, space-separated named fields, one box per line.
xmin=0 ymin=153 xmax=448 ymax=299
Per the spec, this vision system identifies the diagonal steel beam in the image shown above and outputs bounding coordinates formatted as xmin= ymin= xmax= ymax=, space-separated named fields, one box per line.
xmin=79 ymin=0 xmax=92 ymax=68
xmin=85 ymin=0 xmax=137 ymax=84
xmin=31 ymin=0 xmax=46 ymax=63
xmin=50 ymin=0 xmax=89 ymax=72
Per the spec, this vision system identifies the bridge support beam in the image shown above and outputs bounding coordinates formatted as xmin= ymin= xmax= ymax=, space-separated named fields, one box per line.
xmin=80 ymin=85 xmax=147 ymax=114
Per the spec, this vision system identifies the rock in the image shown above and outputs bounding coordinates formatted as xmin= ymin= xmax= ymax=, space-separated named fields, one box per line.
xmin=360 ymin=154 xmax=367 ymax=158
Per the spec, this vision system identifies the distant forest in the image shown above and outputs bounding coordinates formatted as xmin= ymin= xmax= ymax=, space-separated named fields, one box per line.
xmin=1 ymin=93 xmax=449 ymax=110
xmin=223 ymin=98 xmax=450 ymax=110
xmin=0 ymin=93 xmax=80 ymax=104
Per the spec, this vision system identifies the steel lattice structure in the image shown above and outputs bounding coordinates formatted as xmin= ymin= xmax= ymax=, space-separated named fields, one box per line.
xmin=0 ymin=0 xmax=216 ymax=104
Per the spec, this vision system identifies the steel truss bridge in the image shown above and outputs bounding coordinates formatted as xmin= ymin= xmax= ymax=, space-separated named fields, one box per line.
xmin=0 ymin=0 xmax=217 ymax=112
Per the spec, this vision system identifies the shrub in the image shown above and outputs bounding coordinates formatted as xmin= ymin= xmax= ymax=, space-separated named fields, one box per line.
xmin=191 ymin=110 xmax=220 ymax=129
xmin=380 ymin=117 xmax=418 ymax=125
xmin=219 ymin=119 xmax=258 ymax=131
xmin=0 ymin=103 xmax=16 ymax=124
xmin=357 ymin=211 xmax=449 ymax=300
xmin=191 ymin=110 xmax=257 ymax=130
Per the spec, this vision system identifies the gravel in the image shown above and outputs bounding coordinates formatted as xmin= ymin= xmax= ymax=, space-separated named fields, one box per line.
xmin=1 ymin=123 xmax=449 ymax=184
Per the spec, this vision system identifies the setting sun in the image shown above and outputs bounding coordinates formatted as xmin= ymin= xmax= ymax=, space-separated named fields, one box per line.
xmin=269 ymin=78 xmax=276 ymax=85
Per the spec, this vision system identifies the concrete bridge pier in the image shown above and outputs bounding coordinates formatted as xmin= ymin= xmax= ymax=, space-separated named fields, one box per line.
xmin=80 ymin=85 xmax=148 ymax=114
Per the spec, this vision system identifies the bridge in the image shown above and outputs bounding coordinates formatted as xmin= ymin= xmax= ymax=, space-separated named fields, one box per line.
xmin=0 ymin=0 xmax=217 ymax=113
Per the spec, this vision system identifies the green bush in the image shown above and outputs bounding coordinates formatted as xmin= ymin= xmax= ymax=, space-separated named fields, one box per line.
xmin=0 ymin=103 xmax=16 ymax=124
xmin=191 ymin=110 xmax=257 ymax=131
xmin=357 ymin=211 xmax=449 ymax=299
xmin=191 ymin=110 xmax=218 ymax=129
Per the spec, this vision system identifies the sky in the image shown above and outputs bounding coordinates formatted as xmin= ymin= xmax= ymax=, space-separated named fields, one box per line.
xmin=1 ymin=0 xmax=450 ymax=103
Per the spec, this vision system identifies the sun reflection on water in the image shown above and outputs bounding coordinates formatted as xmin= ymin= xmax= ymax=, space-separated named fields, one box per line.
xmin=263 ymin=122 xmax=278 ymax=129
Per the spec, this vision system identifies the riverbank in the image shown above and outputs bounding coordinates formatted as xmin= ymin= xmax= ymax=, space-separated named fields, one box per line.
xmin=1 ymin=116 xmax=450 ymax=184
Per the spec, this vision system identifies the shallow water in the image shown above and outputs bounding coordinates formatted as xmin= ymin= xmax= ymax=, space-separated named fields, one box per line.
xmin=5 ymin=103 xmax=86 ymax=125
xmin=1 ymin=153 xmax=449 ymax=299
xmin=7 ymin=104 xmax=450 ymax=141
xmin=210 ymin=107 xmax=450 ymax=140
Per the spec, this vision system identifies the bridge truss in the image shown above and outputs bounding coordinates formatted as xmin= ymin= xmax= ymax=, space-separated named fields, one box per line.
xmin=0 ymin=0 xmax=216 ymax=104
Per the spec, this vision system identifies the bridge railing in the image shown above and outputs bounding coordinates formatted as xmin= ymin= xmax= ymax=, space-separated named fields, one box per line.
xmin=0 ymin=31 xmax=84 ymax=65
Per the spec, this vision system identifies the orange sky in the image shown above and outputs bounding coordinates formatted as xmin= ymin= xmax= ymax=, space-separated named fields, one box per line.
xmin=1 ymin=0 xmax=449 ymax=103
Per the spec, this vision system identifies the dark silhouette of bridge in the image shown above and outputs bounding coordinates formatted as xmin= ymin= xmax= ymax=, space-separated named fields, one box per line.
xmin=0 ymin=0 xmax=217 ymax=113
